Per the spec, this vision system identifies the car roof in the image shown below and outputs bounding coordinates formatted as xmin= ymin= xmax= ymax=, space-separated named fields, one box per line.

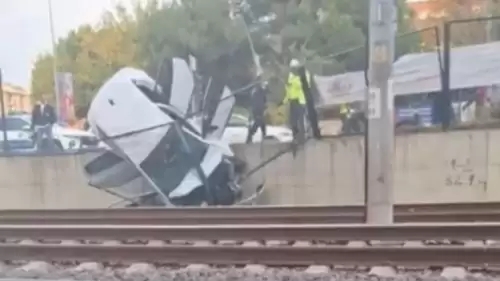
xmin=5 ymin=115 xmax=30 ymax=122
xmin=2 ymin=115 xmax=28 ymax=120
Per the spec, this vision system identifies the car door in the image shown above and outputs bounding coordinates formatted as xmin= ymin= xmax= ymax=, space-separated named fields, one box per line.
xmin=222 ymin=115 xmax=249 ymax=144
xmin=0 ymin=117 xmax=35 ymax=150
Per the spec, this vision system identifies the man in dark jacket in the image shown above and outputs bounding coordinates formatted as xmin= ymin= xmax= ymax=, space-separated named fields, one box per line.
xmin=246 ymin=81 xmax=268 ymax=143
xmin=31 ymin=96 xmax=57 ymax=151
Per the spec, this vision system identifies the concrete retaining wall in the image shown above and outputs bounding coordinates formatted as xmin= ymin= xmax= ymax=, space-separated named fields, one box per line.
xmin=234 ymin=128 xmax=500 ymax=205
xmin=0 ymin=128 xmax=499 ymax=209
xmin=0 ymin=153 xmax=118 ymax=209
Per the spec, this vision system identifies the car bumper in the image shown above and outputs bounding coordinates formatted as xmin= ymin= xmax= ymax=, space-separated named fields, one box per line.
xmin=58 ymin=135 xmax=101 ymax=151
xmin=0 ymin=140 xmax=37 ymax=152
xmin=80 ymin=136 xmax=100 ymax=147
xmin=273 ymin=135 xmax=294 ymax=143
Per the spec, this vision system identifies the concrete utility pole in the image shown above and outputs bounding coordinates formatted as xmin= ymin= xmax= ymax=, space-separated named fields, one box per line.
xmin=365 ymin=0 xmax=397 ymax=224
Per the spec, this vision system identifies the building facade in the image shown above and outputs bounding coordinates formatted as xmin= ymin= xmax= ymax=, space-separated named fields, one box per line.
xmin=1 ymin=84 xmax=31 ymax=114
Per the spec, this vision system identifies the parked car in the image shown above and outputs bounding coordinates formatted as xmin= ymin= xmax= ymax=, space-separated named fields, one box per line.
xmin=0 ymin=115 xmax=100 ymax=152
xmin=0 ymin=116 xmax=36 ymax=152
xmin=222 ymin=114 xmax=293 ymax=144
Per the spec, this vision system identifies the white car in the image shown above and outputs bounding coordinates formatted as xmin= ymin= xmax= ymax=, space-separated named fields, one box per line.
xmin=0 ymin=115 xmax=100 ymax=152
xmin=84 ymin=62 xmax=241 ymax=206
xmin=0 ymin=116 xmax=36 ymax=152
xmin=222 ymin=114 xmax=293 ymax=144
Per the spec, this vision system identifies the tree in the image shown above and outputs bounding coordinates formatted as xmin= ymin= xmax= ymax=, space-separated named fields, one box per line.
xmin=236 ymin=0 xmax=365 ymax=109
xmin=31 ymin=54 xmax=55 ymax=104
xmin=333 ymin=0 xmax=420 ymax=66
xmin=71 ymin=14 xmax=141 ymax=107
xmin=135 ymin=0 xmax=254 ymax=116
xmin=411 ymin=0 xmax=500 ymax=47
xmin=30 ymin=0 xmax=420 ymax=125
xmin=136 ymin=0 xmax=247 ymax=73
xmin=31 ymin=3 xmax=142 ymax=113
xmin=239 ymin=0 xmax=364 ymax=80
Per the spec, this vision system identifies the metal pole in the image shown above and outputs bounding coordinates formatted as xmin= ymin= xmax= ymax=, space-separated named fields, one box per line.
xmin=0 ymin=70 xmax=9 ymax=152
xmin=238 ymin=4 xmax=262 ymax=76
xmin=441 ymin=22 xmax=451 ymax=130
xmin=188 ymin=54 xmax=199 ymax=116
xmin=440 ymin=16 xmax=500 ymax=128
xmin=297 ymin=66 xmax=321 ymax=139
xmin=485 ymin=0 xmax=494 ymax=42
xmin=48 ymin=0 xmax=60 ymax=124
xmin=365 ymin=0 xmax=397 ymax=224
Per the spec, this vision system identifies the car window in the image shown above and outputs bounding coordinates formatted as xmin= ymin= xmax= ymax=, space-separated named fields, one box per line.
xmin=0 ymin=118 xmax=29 ymax=131
xmin=227 ymin=115 xmax=249 ymax=127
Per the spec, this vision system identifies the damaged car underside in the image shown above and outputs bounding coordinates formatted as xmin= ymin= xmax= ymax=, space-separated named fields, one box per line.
xmin=82 ymin=57 xmax=260 ymax=207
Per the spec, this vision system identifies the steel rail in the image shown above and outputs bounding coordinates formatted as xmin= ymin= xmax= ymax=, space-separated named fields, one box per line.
xmin=1 ymin=223 xmax=500 ymax=241
xmin=1 ymin=202 xmax=500 ymax=218
xmin=0 ymin=244 xmax=497 ymax=267
xmin=1 ymin=205 xmax=500 ymax=224
xmin=0 ymin=211 xmax=500 ymax=225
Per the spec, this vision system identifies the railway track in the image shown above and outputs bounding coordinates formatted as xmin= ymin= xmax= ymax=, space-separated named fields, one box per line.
xmin=1 ymin=202 xmax=500 ymax=224
xmin=1 ymin=204 xmax=500 ymax=280
xmin=0 ymin=223 xmax=499 ymax=279
xmin=0 ymin=222 xmax=499 ymax=241
xmin=0 ymin=244 xmax=498 ymax=268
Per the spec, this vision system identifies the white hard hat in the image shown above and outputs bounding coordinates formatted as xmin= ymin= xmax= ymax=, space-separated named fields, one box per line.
xmin=289 ymin=59 xmax=300 ymax=68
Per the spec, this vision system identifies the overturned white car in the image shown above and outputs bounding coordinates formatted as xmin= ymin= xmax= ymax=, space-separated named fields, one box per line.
xmin=83 ymin=58 xmax=260 ymax=206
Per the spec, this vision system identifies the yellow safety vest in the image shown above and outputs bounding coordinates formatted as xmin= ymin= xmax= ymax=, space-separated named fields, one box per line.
xmin=339 ymin=104 xmax=348 ymax=115
xmin=284 ymin=72 xmax=310 ymax=105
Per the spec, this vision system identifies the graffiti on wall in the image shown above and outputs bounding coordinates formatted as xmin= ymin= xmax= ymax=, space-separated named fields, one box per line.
xmin=445 ymin=158 xmax=487 ymax=190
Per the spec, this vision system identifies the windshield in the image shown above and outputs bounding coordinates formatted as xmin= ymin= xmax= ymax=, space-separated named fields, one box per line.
xmin=0 ymin=118 xmax=29 ymax=131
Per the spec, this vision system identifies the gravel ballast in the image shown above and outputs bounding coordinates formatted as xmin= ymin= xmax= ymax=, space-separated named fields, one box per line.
xmin=0 ymin=262 xmax=497 ymax=281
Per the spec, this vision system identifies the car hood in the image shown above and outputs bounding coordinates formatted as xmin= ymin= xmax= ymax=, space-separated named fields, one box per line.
xmin=53 ymin=126 xmax=95 ymax=138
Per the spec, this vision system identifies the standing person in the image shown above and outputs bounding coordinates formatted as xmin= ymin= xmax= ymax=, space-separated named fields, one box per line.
xmin=339 ymin=103 xmax=350 ymax=133
xmin=31 ymin=95 xmax=57 ymax=151
xmin=246 ymin=80 xmax=268 ymax=144
xmin=283 ymin=59 xmax=307 ymax=143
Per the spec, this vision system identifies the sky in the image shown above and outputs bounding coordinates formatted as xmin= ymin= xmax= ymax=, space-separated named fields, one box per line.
xmin=0 ymin=0 xmax=128 ymax=89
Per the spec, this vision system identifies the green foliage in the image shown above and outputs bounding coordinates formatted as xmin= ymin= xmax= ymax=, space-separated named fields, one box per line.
xmin=136 ymin=0 xmax=247 ymax=75
xmin=31 ymin=3 xmax=141 ymax=111
xmin=332 ymin=0 xmax=420 ymax=66
xmin=30 ymin=0 xmax=421 ymax=121
xmin=31 ymin=54 xmax=55 ymax=104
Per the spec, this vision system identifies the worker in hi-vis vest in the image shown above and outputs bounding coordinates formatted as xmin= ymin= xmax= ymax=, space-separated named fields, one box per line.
xmin=339 ymin=103 xmax=350 ymax=130
xmin=283 ymin=59 xmax=310 ymax=142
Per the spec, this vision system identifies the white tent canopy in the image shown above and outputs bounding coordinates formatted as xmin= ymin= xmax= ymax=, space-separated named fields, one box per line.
xmin=314 ymin=41 xmax=500 ymax=107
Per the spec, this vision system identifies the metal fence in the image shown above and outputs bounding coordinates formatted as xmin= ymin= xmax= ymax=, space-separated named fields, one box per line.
xmin=315 ymin=26 xmax=442 ymax=133
xmin=441 ymin=16 xmax=500 ymax=128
